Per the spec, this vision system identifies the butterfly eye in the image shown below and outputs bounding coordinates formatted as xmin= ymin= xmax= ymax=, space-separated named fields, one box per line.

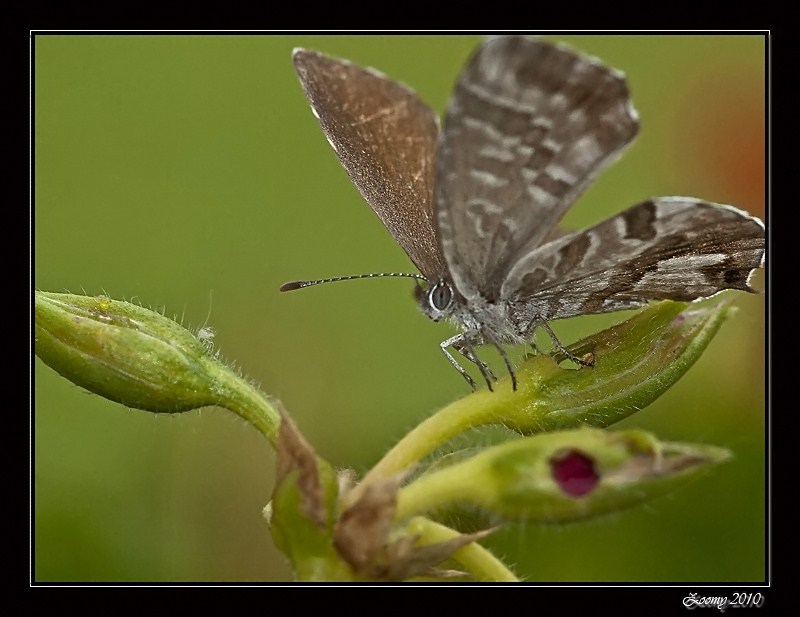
xmin=429 ymin=282 xmax=453 ymax=312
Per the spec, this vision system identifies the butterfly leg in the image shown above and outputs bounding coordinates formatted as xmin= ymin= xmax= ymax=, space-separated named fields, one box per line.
xmin=439 ymin=334 xmax=477 ymax=390
xmin=483 ymin=331 xmax=518 ymax=391
xmin=538 ymin=319 xmax=595 ymax=367
xmin=527 ymin=318 xmax=595 ymax=367
xmin=458 ymin=344 xmax=498 ymax=391
xmin=440 ymin=333 xmax=497 ymax=391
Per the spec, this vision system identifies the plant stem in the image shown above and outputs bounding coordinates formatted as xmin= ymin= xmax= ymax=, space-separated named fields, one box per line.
xmin=213 ymin=371 xmax=282 ymax=447
xmin=347 ymin=378 xmax=530 ymax=505
xmin=405 ymin=517 xmax=519 ymax=582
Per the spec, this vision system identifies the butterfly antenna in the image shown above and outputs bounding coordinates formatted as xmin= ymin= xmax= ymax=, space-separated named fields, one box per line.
xmin=280 ymin=272 xmax=427 ymax=292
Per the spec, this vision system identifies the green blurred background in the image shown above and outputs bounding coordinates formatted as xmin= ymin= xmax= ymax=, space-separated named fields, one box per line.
xmin=33 ymin=34 xmax=766 ymax=582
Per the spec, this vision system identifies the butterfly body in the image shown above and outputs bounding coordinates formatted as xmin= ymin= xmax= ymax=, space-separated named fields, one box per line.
xmin=283 ymin=37 xmax=765 ymax=391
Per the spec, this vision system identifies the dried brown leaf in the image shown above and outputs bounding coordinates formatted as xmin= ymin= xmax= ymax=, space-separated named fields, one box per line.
xmin=274 ymin=410 xmax=325 ymax=528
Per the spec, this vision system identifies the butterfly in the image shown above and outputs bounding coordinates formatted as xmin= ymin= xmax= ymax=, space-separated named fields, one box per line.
xmin=281 ymin=36 xmax=765 ymax=391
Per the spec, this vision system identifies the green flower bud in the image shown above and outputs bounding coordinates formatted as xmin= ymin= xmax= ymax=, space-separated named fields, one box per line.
xmin=35 ymin=291 xmax=280 ymax=442
xmin=394 ymin=427 xmax=730 ymax=523
xmin=513 ymin=299 xmax=736 ymax=433
xmin=36 ymin=291 xmax=219 ymax=413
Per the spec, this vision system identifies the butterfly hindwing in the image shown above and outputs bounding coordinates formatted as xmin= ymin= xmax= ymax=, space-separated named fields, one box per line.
xmin=435 ymin=37 xmax=640 ymax=302
xmin=502 ymin=197 xmax=765 ymax=323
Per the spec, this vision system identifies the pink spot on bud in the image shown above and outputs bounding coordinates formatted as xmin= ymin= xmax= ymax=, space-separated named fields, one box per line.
xmin=550 ymin=450 xmax=599 ymax=497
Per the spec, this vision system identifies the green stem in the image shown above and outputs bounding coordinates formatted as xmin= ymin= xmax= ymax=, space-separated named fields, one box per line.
xmin=394 ymin=460 xmax=480 ymax=521
xmin=404 ymin=517 xmax=519 ymax=582
xmin=352 ymin=387 xmax=513 ymax=500
xmin=212 ymin=370 xmax=282 ymax=447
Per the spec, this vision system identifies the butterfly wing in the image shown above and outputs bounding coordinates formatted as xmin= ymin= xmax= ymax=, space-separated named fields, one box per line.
xmin=501 ymin=198 xmax=765 ymax=322
xmin=435 ymin=36 xmax=640 ymax=301
xmin=293 ymin=49 xmax=448 ymax=280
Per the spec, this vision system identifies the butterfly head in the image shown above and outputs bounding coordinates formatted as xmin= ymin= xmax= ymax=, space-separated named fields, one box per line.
xmin=415 ymin=279 xmax=457 ymax=323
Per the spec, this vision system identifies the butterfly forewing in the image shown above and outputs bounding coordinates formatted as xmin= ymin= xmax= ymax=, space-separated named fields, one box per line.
xmin=293 ymin=49 xmax=447 ymax=280
xmin=502 ymin=198 xmax=765 ymax=322
xmin=435 ymin=37 xmax=640 ymax=301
